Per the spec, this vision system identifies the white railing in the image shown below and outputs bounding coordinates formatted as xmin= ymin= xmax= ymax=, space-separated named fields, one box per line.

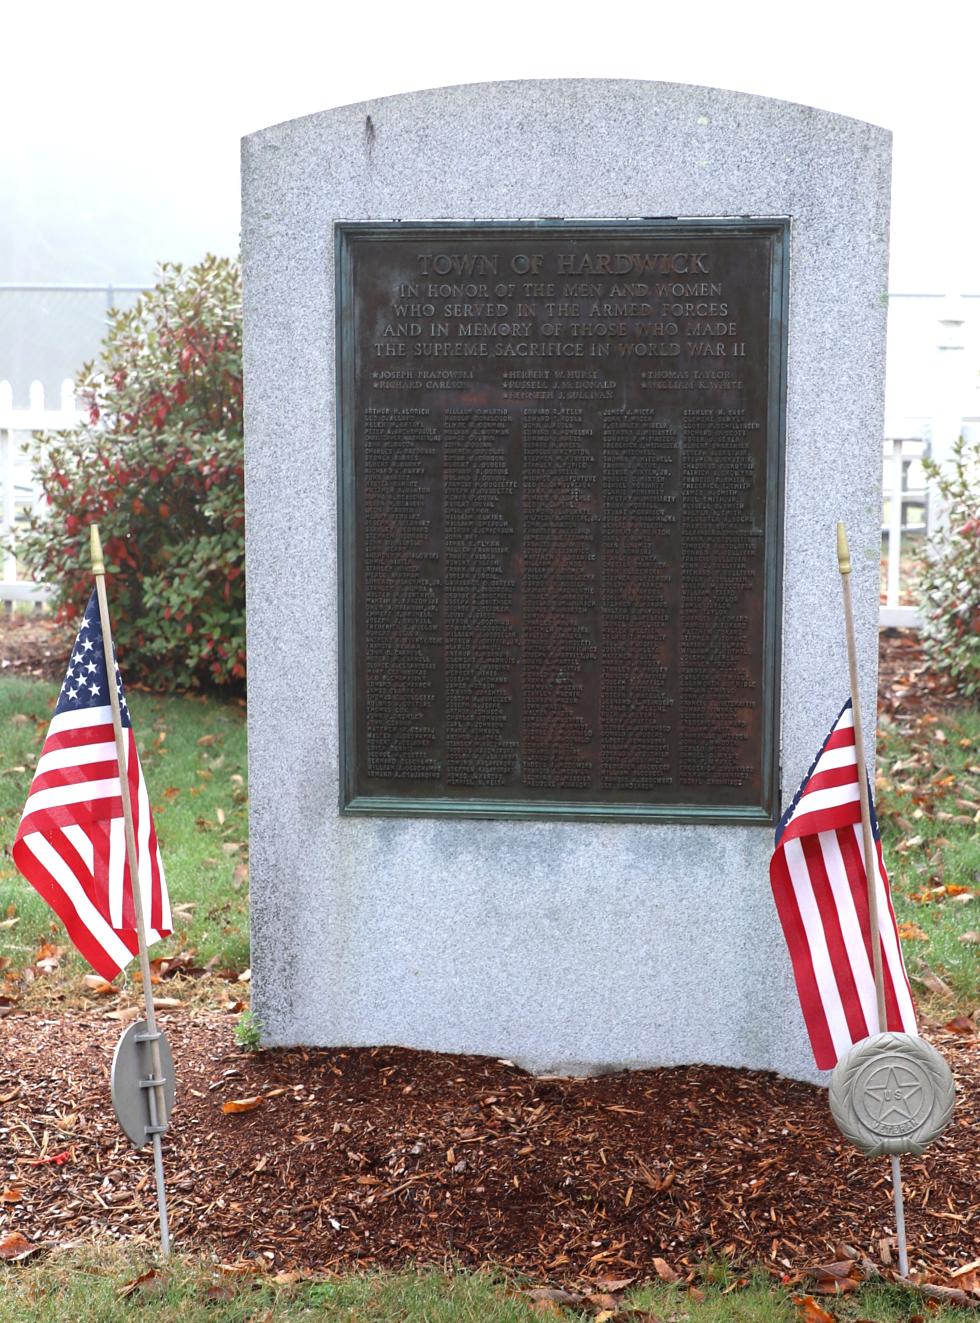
xmin=0 ymin=378 xmax=82 ymax=604
xmin=880 ymin=436 xmax=930 ymax=628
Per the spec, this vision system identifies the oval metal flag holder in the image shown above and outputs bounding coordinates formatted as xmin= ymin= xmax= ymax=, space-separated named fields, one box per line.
xmin=111 ymin=1019 xmax=176 ymax=1149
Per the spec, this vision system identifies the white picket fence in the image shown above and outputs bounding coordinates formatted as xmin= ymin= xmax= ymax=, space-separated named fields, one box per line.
xmin=0 ymin=378 xmax=83 ymax=603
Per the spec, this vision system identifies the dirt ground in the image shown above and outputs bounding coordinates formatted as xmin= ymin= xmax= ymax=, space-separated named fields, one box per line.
xmin=0 ymin=622 xmax=976 ymax=1288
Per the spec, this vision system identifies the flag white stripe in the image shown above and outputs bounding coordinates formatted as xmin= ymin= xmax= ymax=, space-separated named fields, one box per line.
xmin=790 ymin=781 xmax=860 ymax=824
xmin=134 ymin=739 xmax=154 ymax=929
xmin=21 ymin=831 xmax=135 ymax=972
xmin=35 ymin=741 xmax=118 ymax=776
xmin=157 ymin=849 xmax=171 ymax=930
xmin=62 ymin=823 xmax=94 ymax=874
xmin=784 ymin=836 xmax=852 ymax=1060
xmin=818 ymin=829 xmax=879 ymax=1033
xmin=47 ymin=705 xmax=114 ymax=735
xmin=23 ymin=776 xmax=122 ymax=817
xmin=813 ymin=745 xmax=858 ymax=773
xmin=109 ymin=817 xmax=125 ymax=928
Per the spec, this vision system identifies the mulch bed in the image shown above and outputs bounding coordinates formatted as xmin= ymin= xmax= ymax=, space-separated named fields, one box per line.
xmin=877 ymin=629 xmax=965 ymax=722
xmin=0 ymin=1013 xmax=977 ymax=1285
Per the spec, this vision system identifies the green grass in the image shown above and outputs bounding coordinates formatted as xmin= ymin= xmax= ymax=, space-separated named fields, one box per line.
xmin=876 ymin=705 xmax=980 ymax=1012
xmin=0 ymin=675 xmax=249 ymax=980
xmin=0 ymin=1251 xmax=968 ymax=1323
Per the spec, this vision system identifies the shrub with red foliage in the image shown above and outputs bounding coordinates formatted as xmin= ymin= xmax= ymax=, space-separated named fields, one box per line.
xmin=18 ymin=256 xmax=244 ymax=689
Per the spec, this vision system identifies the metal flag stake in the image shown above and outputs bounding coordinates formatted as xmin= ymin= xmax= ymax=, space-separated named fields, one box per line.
xmin=91 ymin=524 xmax=173 ymax=1256
xmin=829 ymin=521 xmax=955 ymax=1280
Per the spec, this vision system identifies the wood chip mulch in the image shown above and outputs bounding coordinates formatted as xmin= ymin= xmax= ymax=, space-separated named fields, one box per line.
xmin=0 ymin=1013 xmax=976 ymax=1285
xmin=877 ymin=629 xmax=966 ymax=722
xmin=0 ymin=613 xmax=72 ymax=684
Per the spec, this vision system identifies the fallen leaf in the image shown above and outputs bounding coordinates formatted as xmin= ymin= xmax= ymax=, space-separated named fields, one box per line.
xmin=943 ymin=1016 xmax=976 ymax=1036
xmin=915 ymin=964 xmax=954 ymax=999
xmin=524 ymin=1287 xmax=585 ymax=1308
xmin=652 ymin=1257 xmax=679 ymax=1283
xmin=82 ymin=975 xmax=116 ymax=995
xmin=958 ymin=931 xmax=980 ymax=944
xmin=117 ymin=1268 xmax=164 ymax=1299
xmin=197 ymin=734 xmax=218 ymax=746
xmin=0 ymin=1185 xmax=24 ymax=1203
xmin=0 ymin=917 xmax=20 ymax=929
xmin=218 ymin=1258 xmax=267 ymax=1275
xmin=594 ymin=1275 xmax=635 ymax=1292
xmin=0 ymin=1231 xmax=38 ymax=1261
xmin=793 ymin=1296 xmax=835 ymax=1323
xmin=22 ymin=1149 xmax=73 ymax=1167
xmin=222 ymin=1096 xmax=264 ymax=1115
xmin=105 ymin=1006 xmax=141 ymax=1024
xmin=0 ymin=1086 xmax=21 ymax=1103
xmin=898 ymin=922 xmax=929 ymax=941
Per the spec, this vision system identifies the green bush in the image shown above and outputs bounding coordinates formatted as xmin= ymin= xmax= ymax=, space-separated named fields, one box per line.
xmin=919 ymin=433 xmax=980 ymax=697
xmin=18 ymin=256 xmax=244 ymax=689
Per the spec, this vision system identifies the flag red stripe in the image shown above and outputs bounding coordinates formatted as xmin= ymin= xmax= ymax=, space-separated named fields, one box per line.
xmin=878 ymin=840 xmax=916 ymax=1010
xmin=801 ymin=834 xmax=869 ymax=1043
xmin=833 ymin=824 xmax=906 ymax=1033
xmin=11 ymin=838 xmax=135 ymax=982
xmin=804 ymin=765 xmax=859 ymax=793
xmin=19 ymin=796 xmax=125 ymax=837
xmin=768 ymin=849 xmax=837 ymax=1069
xmin=780 ymin=801 xmax=861 ymax=842
xmin=824 ymin=728 xmax=856 ymax=751
xmin=42 ymin=723 xmax=117 ymax=751
xmin=29 ymin=760 xmax=120 ymax=791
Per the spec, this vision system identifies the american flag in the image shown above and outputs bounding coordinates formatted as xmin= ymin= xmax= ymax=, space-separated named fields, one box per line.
xmin=769 ymin=701 xmax=916 ymax=1070
xmin=13 ymin=590 xmax=171 ymax=981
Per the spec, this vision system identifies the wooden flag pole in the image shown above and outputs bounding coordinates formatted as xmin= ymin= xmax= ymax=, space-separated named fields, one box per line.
xmin=91 ymin=525 xmax=171 ymax=1257
xmin=836 ymin=520 xmax=908 ymax=1276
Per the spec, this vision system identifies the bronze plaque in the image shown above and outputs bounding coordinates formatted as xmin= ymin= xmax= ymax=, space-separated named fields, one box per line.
xmin=337 ymin=221 xmax=786 ymax=822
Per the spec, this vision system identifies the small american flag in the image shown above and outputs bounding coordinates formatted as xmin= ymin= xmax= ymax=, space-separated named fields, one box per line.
xmin=13 ymin=590 xmax=171 ymax=981
xmin=769 ymin=701 xmax=916 ymax=1069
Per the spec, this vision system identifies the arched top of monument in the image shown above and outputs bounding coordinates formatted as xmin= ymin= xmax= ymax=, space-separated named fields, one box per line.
xmin=243 ymin=77 xmax=890 ymax=150
xmin=241 ymin=77 xmax=890 ymax=243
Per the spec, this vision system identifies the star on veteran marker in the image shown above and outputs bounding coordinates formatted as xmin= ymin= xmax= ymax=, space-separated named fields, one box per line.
xmin=862 ymin=1064 xmax=923 ymax=1129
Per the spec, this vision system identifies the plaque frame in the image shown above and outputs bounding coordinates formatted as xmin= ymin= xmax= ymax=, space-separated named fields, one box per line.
xmin=336 ymin=218 xmax=788 ymax=824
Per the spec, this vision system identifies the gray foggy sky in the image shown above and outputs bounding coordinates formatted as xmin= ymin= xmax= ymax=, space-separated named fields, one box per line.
xmin=2 ymin=0 xmax=978 ymax=292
